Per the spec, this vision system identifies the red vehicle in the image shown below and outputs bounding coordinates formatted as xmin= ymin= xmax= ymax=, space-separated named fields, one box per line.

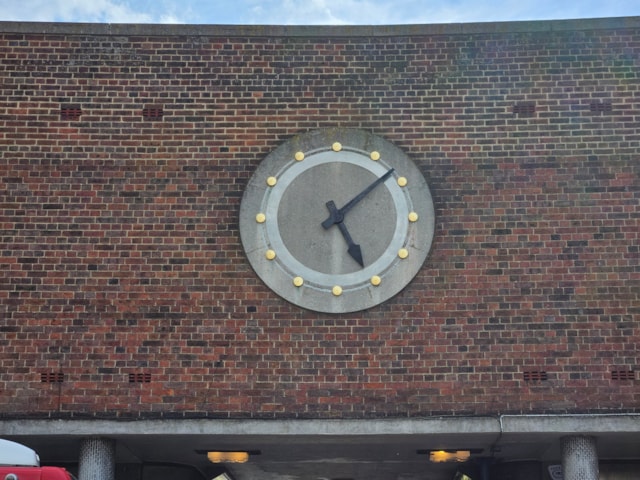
xmin=0 ymin=439 xmax=74 ymax=480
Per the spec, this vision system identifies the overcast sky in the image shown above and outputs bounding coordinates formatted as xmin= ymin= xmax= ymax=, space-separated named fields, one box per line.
xmin=2 ymin=0 xmax=639 ymax=25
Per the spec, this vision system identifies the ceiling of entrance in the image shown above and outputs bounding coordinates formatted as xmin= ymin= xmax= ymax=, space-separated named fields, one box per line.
xmin=4 ymin=416 xmax=640 ymax=480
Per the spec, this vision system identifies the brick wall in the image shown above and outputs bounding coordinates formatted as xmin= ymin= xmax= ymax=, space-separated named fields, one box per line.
xmin=0 ymin=19 xmax=638 ymax=418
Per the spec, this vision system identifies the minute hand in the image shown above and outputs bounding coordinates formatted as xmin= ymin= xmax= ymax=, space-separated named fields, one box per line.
xmin=322 ymin=168 xmax=395 ymax=229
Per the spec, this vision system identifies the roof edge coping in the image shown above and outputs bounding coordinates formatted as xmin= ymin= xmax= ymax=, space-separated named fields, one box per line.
xmin=0 ymin=16 xmax=639 ymax=37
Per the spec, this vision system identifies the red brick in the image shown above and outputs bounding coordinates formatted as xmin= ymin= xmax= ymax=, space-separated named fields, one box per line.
xmin=0 ymin=22 xmax=638 ymax=419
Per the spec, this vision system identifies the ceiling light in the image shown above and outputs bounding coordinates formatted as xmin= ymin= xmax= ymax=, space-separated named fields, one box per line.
xmin=207 ymin=451 xmax=250 ymax=464
xmin=429 ymin=450 xmax=471 ymax=463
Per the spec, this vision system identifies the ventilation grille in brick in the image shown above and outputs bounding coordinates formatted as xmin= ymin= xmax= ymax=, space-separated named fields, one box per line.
xmin=129 ymin=372 xmax=152 ymax=383
xmin=60 ymin=105 xmax=82 ymax=121
xmin=513 ymin=103 xmax=536 ymax=117
xmin=142 ymin=106 xmax=164 ymax=120
xmin=589 ymin=101 xmax=613 ymax=114
xmin=523 ymin=370 xmax=548 ymax=382
xmin=41 ymin=372 xmax=65 ymax=383
xmin=611 ymin=370 xmax=635 ymax=381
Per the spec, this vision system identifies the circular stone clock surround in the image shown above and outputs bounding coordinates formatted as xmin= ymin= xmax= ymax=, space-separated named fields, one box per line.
xmin=239 ymin=128 xmax=435 ymax=314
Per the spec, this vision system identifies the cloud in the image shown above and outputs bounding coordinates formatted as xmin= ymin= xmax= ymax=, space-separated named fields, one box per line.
xmin=247 ymin=0 xmax=345 ymax=25
xmin=245 ymin=0 xmax=433 ymax=25
xmin=247 ymin=0 xmax=640 ymax=25
xmin=242 ymin=0 xmax=554 ymax=25
xmin=2 ymin=0 xmax=185 ymax=23
xmin=3 ymin=0 xmax=639 ymax=25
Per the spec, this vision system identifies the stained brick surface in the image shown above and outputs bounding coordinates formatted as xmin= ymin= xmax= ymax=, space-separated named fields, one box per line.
xmin=0 ymin=20 xmax=639 ymax=419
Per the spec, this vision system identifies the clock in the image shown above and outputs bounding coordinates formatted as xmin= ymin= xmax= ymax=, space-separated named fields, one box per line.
xmin=239 ymin=128 xmax=435 ymax=314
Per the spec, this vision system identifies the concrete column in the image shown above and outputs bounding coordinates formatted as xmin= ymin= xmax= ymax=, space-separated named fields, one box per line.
xmin=561 ymin=435 xmax=598 ymax=480
xmin=78 ymin=438 xmax=115 ymax=480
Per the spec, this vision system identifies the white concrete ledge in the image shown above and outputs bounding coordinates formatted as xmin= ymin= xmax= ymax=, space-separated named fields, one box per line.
xmin=500 ymin=414 xmax=640 ymax=434
xmin=2 ymin=414 xmax=639 ymax=437
xmin=0 ymin=417 xmax=499 ymax=437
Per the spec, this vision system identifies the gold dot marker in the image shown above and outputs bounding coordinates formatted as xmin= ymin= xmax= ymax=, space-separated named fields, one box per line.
xmin=398 ymin=248 xmax=409 ymax=259
xmin=408 ymin=211 xmax=418 ymax=222
xmin=397 ymin=176 xmax=408 ymax=187
xmin=265 ymin=249 xmax=276 ymax=260
xmin=332 ymin=285 xmax=343 ymax=296
xmin=294 ymin=151 xmax=305 ymax=161
xmin=332 ymin=142 xmax=342 ymax=152
xmin=370 ymin=151 xmax=380 ymax=161
xmin=371 ymin=275 xmax=381 ymax=286
xmin=255 ymin=213 xmax=266 ymax=223
xmin=266 ymin=176 xmax=277 ymax=187
xmin=293 ymin=276 xmax=304 ymax=287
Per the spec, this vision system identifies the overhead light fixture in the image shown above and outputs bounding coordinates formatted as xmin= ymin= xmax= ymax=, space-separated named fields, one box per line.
xmin=429 ymin=450 xmax=471 ymax=463
xmin=207 ymin=451 xmax=250 ymax=464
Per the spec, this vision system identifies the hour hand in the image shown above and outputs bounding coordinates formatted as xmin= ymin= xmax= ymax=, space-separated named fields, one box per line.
xmin=325 ymin=201 xmax=364 ymax=267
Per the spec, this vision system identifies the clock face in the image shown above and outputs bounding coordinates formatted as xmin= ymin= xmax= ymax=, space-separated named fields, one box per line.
xmin=239 ymin=128 xmax=435 ymax=313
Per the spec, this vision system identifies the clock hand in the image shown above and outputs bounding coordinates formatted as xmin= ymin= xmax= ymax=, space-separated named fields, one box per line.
xmin=321 ymin=168 xmax=395 ymax=229
xmin=325 ymin=200 xmax=364 ymax=267
xmin=338 ymin=222 xmax=364 ymax=267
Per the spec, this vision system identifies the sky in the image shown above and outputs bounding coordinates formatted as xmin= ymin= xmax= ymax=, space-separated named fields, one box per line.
xmin=1 ymin=0 xmax=639 ymax=25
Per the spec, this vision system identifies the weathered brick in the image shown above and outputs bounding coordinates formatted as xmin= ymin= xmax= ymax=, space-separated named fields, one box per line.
xmin=0 ymin=20 xmax=639 ymax=420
